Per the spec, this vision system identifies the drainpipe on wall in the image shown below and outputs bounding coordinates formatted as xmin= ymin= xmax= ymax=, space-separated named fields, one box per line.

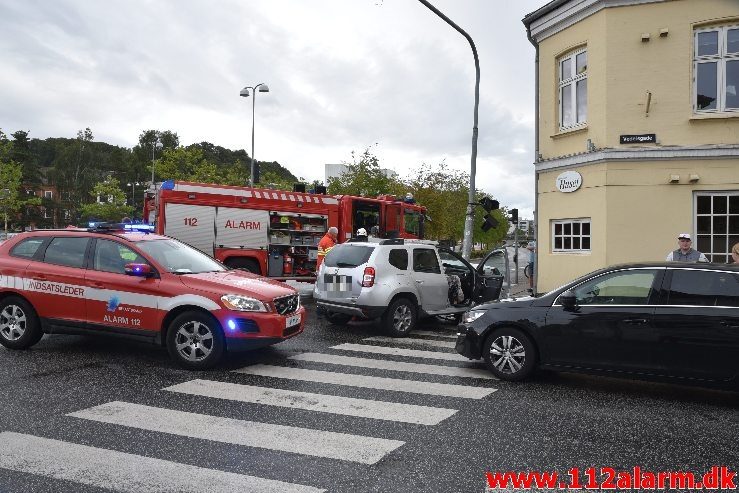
xmin=526 ymin=25 xmax=540 ymax=295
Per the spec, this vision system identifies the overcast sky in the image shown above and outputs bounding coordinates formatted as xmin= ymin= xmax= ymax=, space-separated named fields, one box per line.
xmin=0 ymin=0 xmax=543 ymax=218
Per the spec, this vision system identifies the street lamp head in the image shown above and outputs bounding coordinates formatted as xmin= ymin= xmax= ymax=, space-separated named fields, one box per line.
xmin=240 ymin=87 xmax=251 ymax=97
xmin=155 ymin=142 xmax=163 ymax=150
xmin=257 ymin=84 xmax=270 ymax=93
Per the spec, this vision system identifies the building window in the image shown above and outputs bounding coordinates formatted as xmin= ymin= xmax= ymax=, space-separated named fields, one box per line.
xmin=42 ymin=207 xmax=51 ymax=219
xmin=694 ymin=25 xmax=739 ymax=112
xmin=558 ymin=48 xmax=587 ymax=129
xmin=552 ymin=219 xmax=591 ymax=252
xmin=695 ymin=192 xmax=739 ymax=263
xmin=44 ymin=190 xmax=53 ymax=199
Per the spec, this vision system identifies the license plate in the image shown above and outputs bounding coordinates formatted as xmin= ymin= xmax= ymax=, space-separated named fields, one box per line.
xmin=286 ymin=314 xmax=301 ymax=328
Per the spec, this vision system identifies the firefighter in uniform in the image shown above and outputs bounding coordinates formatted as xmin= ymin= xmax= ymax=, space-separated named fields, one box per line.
xmin=316 ymin=226 xmax=339 ymax=272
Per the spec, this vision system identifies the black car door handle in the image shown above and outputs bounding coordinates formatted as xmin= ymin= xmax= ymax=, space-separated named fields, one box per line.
xmin=720 ymin=321 xmax=739 ymax=328
xmin=623 ymin=318 xmax=648 ymax=325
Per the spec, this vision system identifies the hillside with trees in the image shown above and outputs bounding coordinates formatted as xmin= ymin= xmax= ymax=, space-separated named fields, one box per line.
xmin=0 ymin=128 xmax=296 ymax=229
xmin=1 ymin=128 xmax=508 ymax=250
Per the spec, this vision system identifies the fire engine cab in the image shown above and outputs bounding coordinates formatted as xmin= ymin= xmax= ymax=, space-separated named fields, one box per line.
xmin=143 ymin=180 xmax=426 ymax=280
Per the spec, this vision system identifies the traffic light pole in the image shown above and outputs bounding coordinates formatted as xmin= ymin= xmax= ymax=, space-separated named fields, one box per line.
xmin=418 ymin=0 xmax=479 ymax=261
xmin=514 ymin=224 xmax=519 ymax=285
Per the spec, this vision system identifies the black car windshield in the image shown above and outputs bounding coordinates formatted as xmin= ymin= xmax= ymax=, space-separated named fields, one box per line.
xmin=136 ymin=239 xmax=226 ymax=274
xmin=324 ymin=244 xmax=374 ymax=268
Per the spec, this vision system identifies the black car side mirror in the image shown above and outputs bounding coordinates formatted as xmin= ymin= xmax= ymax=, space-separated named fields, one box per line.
xmin=559 ymin=290 xmax=577 ymax=309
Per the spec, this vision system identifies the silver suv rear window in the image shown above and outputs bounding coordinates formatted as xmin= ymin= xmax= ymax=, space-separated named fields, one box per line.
xmin=324 ymin=244 xmax=374 ymax=268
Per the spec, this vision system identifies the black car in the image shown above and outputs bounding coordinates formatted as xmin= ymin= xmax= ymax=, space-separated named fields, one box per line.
xmin=456 ymin=263 xmax=739 ymax=386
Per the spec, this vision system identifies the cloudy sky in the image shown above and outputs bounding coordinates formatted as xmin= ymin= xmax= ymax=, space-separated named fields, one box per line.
xmin=0 ymin=0 xmax=543 ymax=218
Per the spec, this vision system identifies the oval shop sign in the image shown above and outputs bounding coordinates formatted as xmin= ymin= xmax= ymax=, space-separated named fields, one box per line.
xmin=556 ymin=170 xmax=582 ymax=193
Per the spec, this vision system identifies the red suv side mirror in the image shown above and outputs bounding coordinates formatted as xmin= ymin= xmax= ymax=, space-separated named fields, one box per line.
xmin=124 ymin=263 xmax=153 ymax=277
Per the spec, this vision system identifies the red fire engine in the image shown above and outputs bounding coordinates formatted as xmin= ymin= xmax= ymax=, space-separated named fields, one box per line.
xmin=143 ymin=180 xmax=426 ymax=280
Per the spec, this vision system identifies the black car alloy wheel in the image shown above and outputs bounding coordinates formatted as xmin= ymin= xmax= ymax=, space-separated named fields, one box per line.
xmin=483 ymin=327 xmax=536 ymax=381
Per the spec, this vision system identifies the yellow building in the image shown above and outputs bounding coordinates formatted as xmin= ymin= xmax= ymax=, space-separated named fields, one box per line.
xmin=523 ymin=0 xmax=739 ymax=292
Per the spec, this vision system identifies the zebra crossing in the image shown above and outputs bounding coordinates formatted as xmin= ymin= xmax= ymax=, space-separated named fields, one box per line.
xmin=0 ymin=329 xmax=496 ymax=492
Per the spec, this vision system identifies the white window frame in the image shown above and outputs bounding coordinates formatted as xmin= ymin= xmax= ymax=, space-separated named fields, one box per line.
xmin=44 ymin=190 xmax=53 ymax=199
xmin=694 ymin=191 xmax=739 ymax=263
xmin=552 ymin=218 xmax=591 ymax=253
xmin=42 ymin=207 xmax=51 ymax=219
xmin=693 ymin=24 xmax=739 ymax=113
xmin=558 ymin=48 xmax=588 ymax=130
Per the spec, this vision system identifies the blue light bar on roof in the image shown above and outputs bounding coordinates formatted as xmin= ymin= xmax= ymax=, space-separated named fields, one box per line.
xmin=160 ymin=180 xmax=175 ymax=190
xmin=124 ymin=224 xmax=155 ymax=232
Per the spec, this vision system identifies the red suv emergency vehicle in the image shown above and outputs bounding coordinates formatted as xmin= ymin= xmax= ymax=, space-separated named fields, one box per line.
xmin=0 ymin=226 xmax=305 ymax=369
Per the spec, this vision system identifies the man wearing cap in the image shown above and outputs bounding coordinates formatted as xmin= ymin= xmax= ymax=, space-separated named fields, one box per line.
xmin=316 ymin=226 xmax=338 ymax=272
xmin=666 ymin=233 xmax=709 ymax=262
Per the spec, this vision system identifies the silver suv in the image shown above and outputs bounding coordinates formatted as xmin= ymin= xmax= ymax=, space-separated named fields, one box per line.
xmin=314 ymin=239 xmax=503 ymax=336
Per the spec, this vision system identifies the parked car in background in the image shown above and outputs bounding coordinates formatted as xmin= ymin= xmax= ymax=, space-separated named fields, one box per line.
xmin=0 ymin=225 xmax=305 ymax=369
xmin=456 ymin=263 xmax=739 ymax=386
xmin=314 ymin=239 xmax=504 ymax=336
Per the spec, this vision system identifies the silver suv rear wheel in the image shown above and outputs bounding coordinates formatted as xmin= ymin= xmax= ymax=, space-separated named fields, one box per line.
xmin=383 ymin=298 xmax=417 ymax=337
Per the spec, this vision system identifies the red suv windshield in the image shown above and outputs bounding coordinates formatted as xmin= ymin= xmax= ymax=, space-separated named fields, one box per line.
xmin=136 ymin=239 xmax=226 ymax=274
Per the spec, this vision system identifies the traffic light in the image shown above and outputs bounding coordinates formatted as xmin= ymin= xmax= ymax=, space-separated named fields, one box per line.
xmin=480 ymin=197 xmax=499 ymax=213
xmin=510 ymin=208 xmax=518 ymax=224
xmin=480 ymin=196 xmax=500 ymax=232
xmin=253 ymin=162 xmax=260 ymax=184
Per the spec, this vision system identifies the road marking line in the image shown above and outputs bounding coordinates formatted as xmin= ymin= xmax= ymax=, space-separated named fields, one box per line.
xmin=68 ymin=401 xmax=403 ymax=465
xmin=363 ymin=336 xmax=456 ymax=349
xmin=289 ymin=352 xmax=495 ymax=380
xmin=411 ymin=330 xmax=459 ymax=339
xmin=331 ymin=343 xmax=471 ymax=362
xmin=0 ymin=432 xmax=324 ymax=493
xmin=234 ymin=365 xmax=495 ymax=399
xmin=164 ymin=379 xmax=457 ymax=425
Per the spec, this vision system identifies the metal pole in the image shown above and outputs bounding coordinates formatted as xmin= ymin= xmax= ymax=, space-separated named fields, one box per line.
xmin=417 ymin=0 xmax=479 ymax=261
xmin=250 ymin=88 xmax=256 ymax=187
xmin=514 ymin=224 xmax=519 ymax=284
xmin=151 ymin=143 xmax=155 ymax=184
xmin=503 ymin=244 xmax=511 ymax=298
xmin=1 ymin=189 xmax=8 ymax=238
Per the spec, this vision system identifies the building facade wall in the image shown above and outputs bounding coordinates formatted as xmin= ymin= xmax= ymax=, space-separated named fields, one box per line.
xmin=528 ymin=0 xmax=739 ymax=292
xmin=538 ymin=157 xmax=739 ymax=291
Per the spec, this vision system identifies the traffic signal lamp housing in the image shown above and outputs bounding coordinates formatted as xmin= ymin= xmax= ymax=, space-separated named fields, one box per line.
xmin=480 ymin=197 xmax=499 ymax=213
xmin=479 ymin=196 xmax=500 ymax=232
xmin=482 ymin=214 xmax=499 ymax=232
xmin=510 ymin=208 xmax=518 ymax=224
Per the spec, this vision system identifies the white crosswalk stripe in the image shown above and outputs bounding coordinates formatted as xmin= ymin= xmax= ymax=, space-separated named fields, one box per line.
xmin=363 ymin=335 xmax=456 ymax=349
xmin=289 ymin=352 xmax=495 ymax=380
xmin=331 ymin=342 xmax=472 ymax=361
xmin=411 ymin=330 xmax=459 ymax=339
xmin=0 ymin=432 xmax=325 ymax=493
xmin=234 ymin=364 xmax=496 ymax=399
xmin=164 ymin=379 xmax=457 ymax=425
xmin=68 ymin=401 xmax=404 ymax=465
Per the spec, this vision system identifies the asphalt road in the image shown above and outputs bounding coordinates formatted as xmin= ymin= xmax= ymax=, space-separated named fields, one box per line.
xmin=1 ymin=303 xmax=738 ymax=493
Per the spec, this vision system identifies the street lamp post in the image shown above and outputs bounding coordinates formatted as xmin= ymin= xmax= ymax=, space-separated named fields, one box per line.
xmin=0 ymin=188 xmax=9 ymax=238
xmin=150 ymin=140 xmax=163 ymax=186
xmin=240 ymin=83 xmax=270 ymax=187
xmin=127 ymin=181 xmax=142 ymax=211
xmin=417 ymin=0 xmax=480 ymax=260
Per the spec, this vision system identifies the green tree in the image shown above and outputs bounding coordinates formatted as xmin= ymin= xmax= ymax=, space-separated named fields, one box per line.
xmin=78 ymin=178 xmax=133 ymax=222
xmin=10 ymin=130 xmax=41 ymax=185
xmin=0 ymin=130 xmax=41 ymax=232
xmin=154 ymin=146 xmax=218 ymax=182
xmin=404 ymin=162 xmax=469 ymax=242
xmin=327 ymin=148 xmax=405 ymax=197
